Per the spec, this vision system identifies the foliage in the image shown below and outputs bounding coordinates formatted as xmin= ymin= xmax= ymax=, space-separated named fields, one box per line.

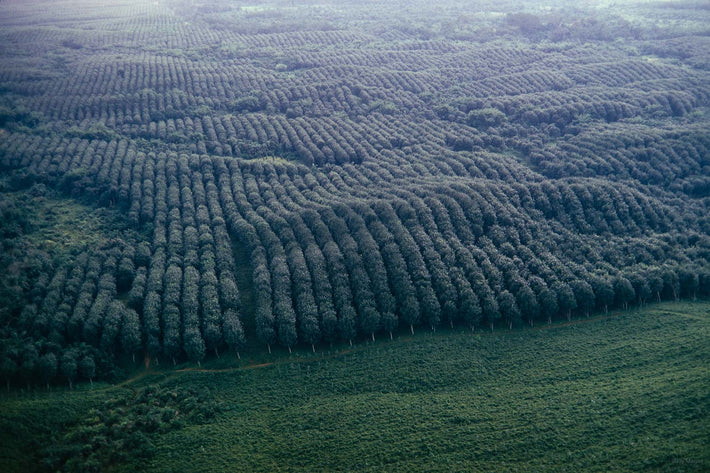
xmin=0 ymin=0 xmax=709 ymax=383
xmin=1 ymin=5 xmax=708 ymax=472
xmin=0 ymin=301 xmax=707 ymax=472
xmin=39 ymin=385 xmax=221 ymax=473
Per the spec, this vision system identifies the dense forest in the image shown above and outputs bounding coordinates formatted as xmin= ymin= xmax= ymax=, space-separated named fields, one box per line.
xmin=1 ymin=0 xmax=709 ymax=387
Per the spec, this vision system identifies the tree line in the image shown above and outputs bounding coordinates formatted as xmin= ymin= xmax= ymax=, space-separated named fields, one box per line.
xmin=1 ymin=0 xmax=709 ymax=388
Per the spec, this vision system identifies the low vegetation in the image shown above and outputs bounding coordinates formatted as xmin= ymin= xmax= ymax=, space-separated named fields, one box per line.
xmin=1 ymin=301 xmax=708 ymax=472
xmin=0 ymin=0 xmax=708 ymax=469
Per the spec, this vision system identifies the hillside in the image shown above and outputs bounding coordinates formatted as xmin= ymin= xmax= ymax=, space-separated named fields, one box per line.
xmin=1 ymin=301 xmax=708 ymax=472
xmin=1 ymin=0 xmax=709 ymax=384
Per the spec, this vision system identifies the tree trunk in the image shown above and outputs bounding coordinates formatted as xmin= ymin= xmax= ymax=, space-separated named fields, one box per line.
xmin=431 ymin=325 xmax=435 ymax=332
xmin=490 ymin=322 xmax=494 ymax=333
xmin=371 ymin=333 xmax=375 ymax=342
xmin=312 ymin=344 xmax=315 ymax=353
xmin=566 ymin=310 xmax=571 ymax=321
xmin=349 ymin=339 xmax=352 ymax=347
xmin=132 ymin=353 xmax=136 ymax=364
xmin=267 ymin=344 xmax=271 ymax=354
xmin=547 ymin=316 xmax=552 ymax=325
xmin=450 ymin=320 xmax=454 ymax=329
xmin=215 ymin=348 xmax=220 ymax=358
xmin=410 ymin=324 xmax=414 ymax=335
xmin=529 ymin=319 xmax=533 ymax=327
xmin=172 ymin=357 xmax=176 ymax=366
xmin=389 ymin=331 xmax=393 ymax=340
xmin=288 ymin=346 xmax=292 ymax=354
xmin=237 ymin=352 xmax=241 ymax=359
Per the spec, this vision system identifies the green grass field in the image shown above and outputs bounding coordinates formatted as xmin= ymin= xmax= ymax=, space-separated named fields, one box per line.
xmin=1 ymin=301 xmax=708 ymax=472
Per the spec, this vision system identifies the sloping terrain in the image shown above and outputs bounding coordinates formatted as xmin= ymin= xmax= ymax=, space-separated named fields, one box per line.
xmin=1 ymin=302 xmax=708 ymax=472
xmin=0 ymin=0 xmax=709 ymax=384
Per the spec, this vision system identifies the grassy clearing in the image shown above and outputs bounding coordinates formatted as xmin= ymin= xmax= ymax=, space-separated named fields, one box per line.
xmin=27 ymin=197 xmax=112 ymax=255
xmin=1 ymin=301 xmax=708 ymax=472
xmin=2 ymin=187 xmax=127 ymax=258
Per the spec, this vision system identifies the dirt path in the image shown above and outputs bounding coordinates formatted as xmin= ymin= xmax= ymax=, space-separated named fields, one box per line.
xmin=116 ymin=368 xmax=157 ymax=387
xmin=655 ymin=310 xmax=708 ymax=321
xmin=130 ymin=316 xmax=614 ymax=379
xmin=174 ymin=347 xmax=361 ymax=375
xmin=176 ymin=361 xmax=274 ymax=374
xmin=532 ymin=312 xmax=614 ymax=330
xmin=114 ymin=306 xmax=707 ymax=381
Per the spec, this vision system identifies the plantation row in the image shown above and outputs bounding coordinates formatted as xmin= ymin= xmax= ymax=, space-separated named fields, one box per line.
xmin=532 ymin=123 xmax=710 ymax=189
xmin=11 ymin=56 xmax=704 ymax=134
xmin=0 ymin=132 xmax=680 ymax=236
xmin=2 ymin=137 xmax=709 ymax=386
xmin=1 ymin=0 xmax=709 ymax=387
xmin=2 ymin=1 xmax=706 ymax=175
xmin=8 ymin=114 xmax=708 ymax=201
